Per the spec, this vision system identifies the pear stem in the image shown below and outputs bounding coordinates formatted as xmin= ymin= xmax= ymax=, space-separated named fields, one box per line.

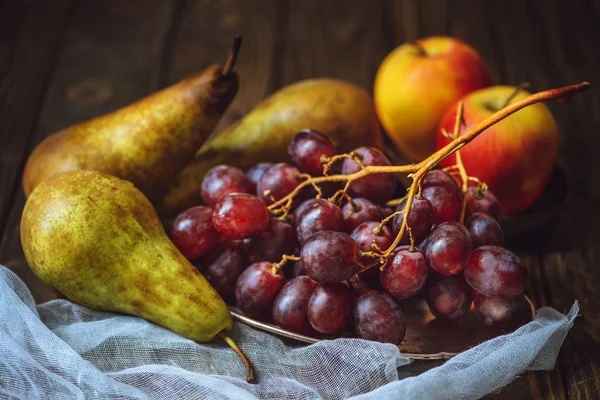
xmin=502 ymin=81 xmax=531 ymax=108
xmin=222 ymin=36 xmax=243 ymax=78
xmin=218 ymin=332 xmax=256 ymax=383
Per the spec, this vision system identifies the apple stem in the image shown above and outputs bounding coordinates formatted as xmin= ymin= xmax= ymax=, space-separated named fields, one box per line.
xmin=502 ymin=81 xmax=531 ymax=108
xmin=267 ymin=82 xmax=591 ymax=271
xmin=222 ymin=36 xmax=242 ymax=78
xmin=412 ymin=40 xmax=427 ymax=57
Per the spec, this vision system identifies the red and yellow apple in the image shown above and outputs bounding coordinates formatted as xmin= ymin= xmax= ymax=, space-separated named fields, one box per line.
xmin=374 ymin=36 xmax=493 ymax=162
xmin=436 ymin=86 xmax=560 ymax=215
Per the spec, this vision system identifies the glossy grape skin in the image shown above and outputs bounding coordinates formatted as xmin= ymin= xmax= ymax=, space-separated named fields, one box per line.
xmin=424 ymin=272 xmax=473 ymax=320
xmin=465 ymin=187 xmax=502 ymax=220
xmin=301 ymin=230 xmax=359 ymax=283
xmin=212 ymin=193 xmax=270 ymax=240
xmin=341 ymin=147 xmax=396 ymax=204
xmin=353 ymin=290 xmax=406 ymax=344
xmin=257 ymin=163 xmax=302 ymax=205
xmin=422 ymin=182 xmax=464 ymax=225
xmin=425 ymin=222 xmax=473 ymax=275
xmin=342 ymin=198 xmax=382 ymax=233
xmin=246 ymin=162 xmax=273 ymax=189
xmin=392 ymin=196 xmax=434 ymax=245
xmin=308 ymin=283 xmax=352 ymax=334
xmin=287 ymin=129 xmax=337 ymax=176
xmin=201 ymin=165 xmax=254 ymax=207
xmin=198 ymin=242 xmax=246 ymax=299
xmin=465 ymin=212 xmax=505 ymax=248
xmin=292 ymin=198 xmax=317 ymax=226
xmin=292 ymin=260 xmax=306 ymax=277
xmin=380 ymin=246 xmax=428 ymax=299
xmin=248 ymin=219 xmax=297 ymax=263
xmin=350 ymin=221 xmax=393 ymax=265
xmin=473 ymin=291 xmax=527 ymax=327
xmin=272 ymin=276 xmax=319 ymax=334
xmin=422 ymin=170 xmax=460 ymax=189
xmin=296 ymin=199 xmax=344 ymax=244
xmin=170 ymin=206 xmax=221 ymax=259
xmin=235 ymin=261 xmax=285 ymax=318
xmin=464 ymin=246 xmax=529 ymax=298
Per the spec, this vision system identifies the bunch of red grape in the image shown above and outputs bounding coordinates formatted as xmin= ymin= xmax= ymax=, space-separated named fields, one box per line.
xmin=169 ymin=129 xmax=530 ymax=345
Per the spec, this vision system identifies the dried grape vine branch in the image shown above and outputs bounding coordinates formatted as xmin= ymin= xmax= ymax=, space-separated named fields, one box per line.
xmin=268 ymin=82 xmax=590 ymax=270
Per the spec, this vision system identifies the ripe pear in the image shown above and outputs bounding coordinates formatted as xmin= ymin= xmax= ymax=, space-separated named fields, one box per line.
xmin=158 ymin=78 xmax=384 ymax=216
xmin=21 ymin=170 xmax=254 ymax=381
xmin=23 ymin=38 xmax=242 ymax=204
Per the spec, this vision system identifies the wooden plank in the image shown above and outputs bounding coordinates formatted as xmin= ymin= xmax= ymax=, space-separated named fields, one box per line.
xmin=0 ymin=0 xmax=176 ymax=303
xmin=164 ymin=0 xmax=280 ymax=133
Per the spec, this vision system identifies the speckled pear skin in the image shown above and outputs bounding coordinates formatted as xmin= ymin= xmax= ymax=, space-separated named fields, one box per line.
xmin=21 ymin=170 xmax=232 ymax=342
xmin=158 ymin=78 xmax=384 ymax=216
xmin=22 ymin=64 xmax=238 ymax=203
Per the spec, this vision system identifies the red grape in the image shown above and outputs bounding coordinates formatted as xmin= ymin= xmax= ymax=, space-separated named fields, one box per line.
xmin=198 ymin=242 xmax=246 ymax=299
xmin=287 ymin=129 xmax=337 ymax=176
xmin=465 ymin=212 xmax=505 ymax=248
xmin=425 ymin=222 xmax=473 ymax=275
xmin=424 ymin=272 xmax=473 ymax=320
xmin=422 ymin=182 xmax=463 ymax=225
xmin=353 ymin=290 xmax=406 ymax=344
xmin=170 ymin=206 xmax=221 ymax=259
xmin=292 ymin=260 xmax=306 ymax=277
xmin=473 ymin=291 xmax=528 ymax=327
xmin=272 ymin=276 xmax=318 ymax=334
xmin=464 ymin=246 xmax=529 ymax=298
xmin=308 ymin=283 xmax=352 ymax=334
xmin=380 ymin=246 xmax=427 ymax=299
xmin=350 ymin=221 xmax=393 ymax=265
xmin=296 ymin=199 xmax=344 ymax=244
xmin=212 ymin=193 xmax=270 ymax=240
xmin=465 ymin=186 xmax=501 ymax=220
xmin=301 ymin=230 xmax=359 ymax=283
xmin=257 ymin=163 xmax=302 ymax=205
xmin=246 ymin=162 xmax=273 ymax=189
xmin=422 ymin=170 xmax=460 ymax=189
xmin=248 ymin=219 xmax=297 ymax=263
xmin=292 ymin=198 xmax=317 ymax=226
xmin=201 ymin=165 xmax=254 ymax=207
xmin=341 ymin=147 xmax=396 ymax=204
xmin=342 ymin=198 xmax=382 ymax=233
xmin=235 ymin=261 xmax=285 ymax=318
xmin=392 ymin=196 xmax=434 ymax=245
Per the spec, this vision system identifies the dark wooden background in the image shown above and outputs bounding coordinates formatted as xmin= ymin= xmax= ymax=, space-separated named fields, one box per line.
xmin=1 ymin=0 xmax=599 ymax=398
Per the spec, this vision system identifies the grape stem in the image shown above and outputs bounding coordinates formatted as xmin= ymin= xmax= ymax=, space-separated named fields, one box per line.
xmin=268 ymin=82 xmax=591 ymax=269
xmin=271 ymin=254 xmax=300 ymax=274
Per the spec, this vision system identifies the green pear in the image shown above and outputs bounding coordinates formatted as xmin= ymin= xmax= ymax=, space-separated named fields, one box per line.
xmin=158 ymin=78 xmax=384 ymax=216
xmin=21 ymin=170 xmax=231 ymax=343
xmin=23 ymin=38 xmax=242 ymax=204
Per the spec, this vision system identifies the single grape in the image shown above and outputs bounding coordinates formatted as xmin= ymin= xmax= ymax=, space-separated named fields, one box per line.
xmin=292 ymin=198 xmax=318 ymax=227
xmin=465 ymin=212 xmax=505 ymax=248
xmin=257 ymin=163 xmax=303 ymax=205
xmin=170 ymin=206 xmax=221 ymax=259
xmin=235 ymin=261 xmax=285 ymax=318
xmin=198 ymin=242 xmax=246 ymax=299
xmin=422 ymin=170 xmax=460 ymax=189
xmin=473 ymin=291 xmax=528 ymax=327
xmin=246 ymin=162 xmax=273 ymax=189
xmin=272 ymin=276 xmax=319 ymax=334
xmin=424 ymin=272 xmax=473 ymax=320
xmin=353 ymin=290 xmax=406 ymax=344
xmin=292 ymin=260 xmax=306 ymax=277
xmin=212 ymin=193 xmax=270 ymax=240
xmin=425 ymin=222 xmax=473 ymax=275
xmin=422 ymin=182 xmax=463 ymax=224
xmin=287 ymin=129 xmax=337 ymax=176
xmin=296 ymin=199 xmax=344 ymax=244
xmin=308 ymin=283 xmax=352 ymax=334
xmin=248 ymin=219 xmax=297 ymax=263
xmin=201 ymin=165 xmax=254 ymax=207
xmin=350 ymin=221 xmax=393 ymax=265
xmin=465 ymin=186 xmax=502 ymax=220
xmin=392 ymin=196 xmax=434 ymax=245
xmin=301 ymin=230 xmax=359 ymax=283
xmin=342 ymin=198 xmax=382 ymax=233
xmin=380 ymin=246 xmax=428 ymax=299
xmin=464 ymin=246 xmax=529 ymax=298
xmin=341 ymin=147 xmax=396 ymax=204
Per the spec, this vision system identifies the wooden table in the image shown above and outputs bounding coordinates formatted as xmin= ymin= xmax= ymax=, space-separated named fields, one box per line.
xmin=1 ymin=1 xmax=599 ymax=398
